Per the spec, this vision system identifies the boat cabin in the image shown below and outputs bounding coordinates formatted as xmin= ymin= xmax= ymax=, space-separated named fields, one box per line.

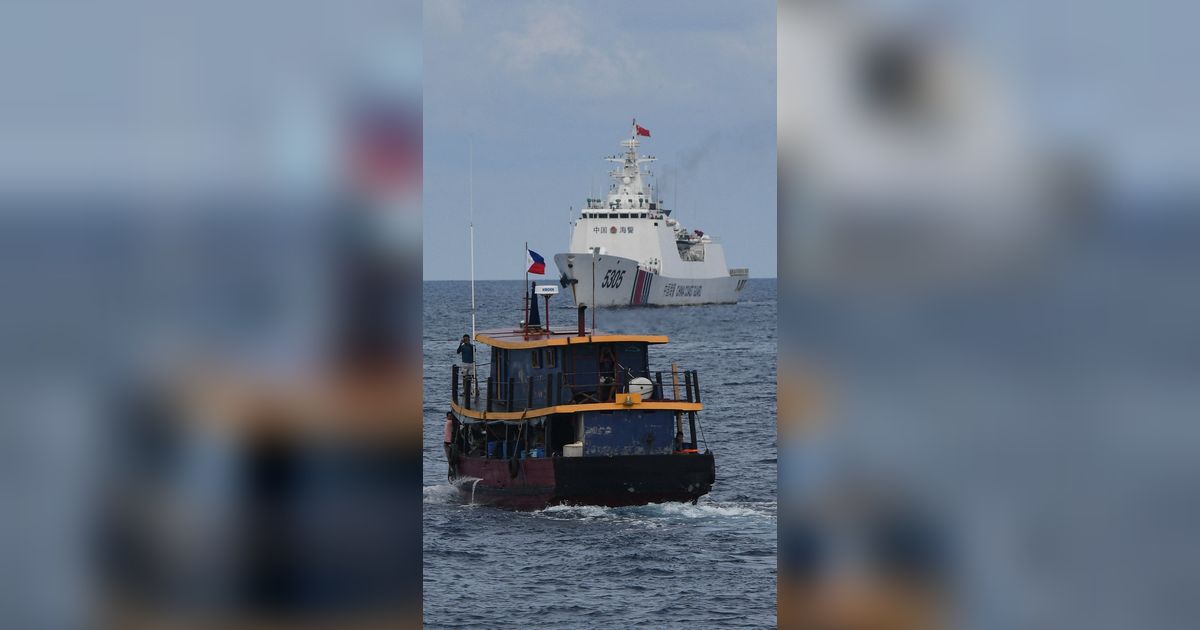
xmin=449 ymin=312 xmax=705 ymax=462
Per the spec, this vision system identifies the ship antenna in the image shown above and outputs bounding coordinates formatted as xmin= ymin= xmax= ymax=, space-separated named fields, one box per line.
xmin=673 ymin=162 xmax=678 ymax=216
xmin=591 ymin=250 xmax=596 ymax=331
xmin=469 ymin=143 xmax=476 ymax=342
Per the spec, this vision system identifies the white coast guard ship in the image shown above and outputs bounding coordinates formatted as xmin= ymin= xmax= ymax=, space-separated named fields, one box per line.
xmin=554 ymin=123 xmax=748 ymax=307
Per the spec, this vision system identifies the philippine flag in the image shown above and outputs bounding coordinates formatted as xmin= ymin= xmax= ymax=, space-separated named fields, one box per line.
xmin=526 ymin=249 xmax=546 ymax=275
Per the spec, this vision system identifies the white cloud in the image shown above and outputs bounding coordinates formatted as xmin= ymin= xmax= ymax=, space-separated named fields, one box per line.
xmin=496 ymin=5 xmax=585 ymax=69
xmin=493 ymin=3 xmax=659 ymax=98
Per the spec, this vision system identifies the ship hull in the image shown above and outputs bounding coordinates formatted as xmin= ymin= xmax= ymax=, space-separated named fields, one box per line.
xmin=454 ymin=452 xmax=716 ymax=510
xmin=554 ymin=252 xmax=745 ymax=307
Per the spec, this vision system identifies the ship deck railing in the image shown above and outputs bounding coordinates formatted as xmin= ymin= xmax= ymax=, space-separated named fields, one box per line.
xmin=451 ymin=366 xmax=703 ymax=414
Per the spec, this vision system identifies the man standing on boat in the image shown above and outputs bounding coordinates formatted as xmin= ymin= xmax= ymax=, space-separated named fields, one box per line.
xmin=456 ymin=334 xmax=477 ymax=395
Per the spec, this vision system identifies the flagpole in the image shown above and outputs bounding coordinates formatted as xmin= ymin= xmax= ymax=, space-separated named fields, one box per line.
xmin=524 ymin=240 xmax=529 ymax=330
xmin=469 ymin=143 xmax=476 ymax=342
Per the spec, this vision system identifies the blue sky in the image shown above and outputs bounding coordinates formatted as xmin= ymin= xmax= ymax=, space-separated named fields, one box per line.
xmin=423 ymin=0 xmax=777 ymax=280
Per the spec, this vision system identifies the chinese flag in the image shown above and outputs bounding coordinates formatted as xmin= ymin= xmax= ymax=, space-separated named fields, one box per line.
xmin=635 ymin=124 xmax=651 ymax=137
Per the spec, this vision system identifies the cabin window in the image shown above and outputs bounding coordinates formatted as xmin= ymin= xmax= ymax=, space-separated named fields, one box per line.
xmin=545 ymin=348 xmax=556 ymax=368
xmin=616 ymin=343 xmax=648 ymax=376
xmin=531 ymin=348 xmax=541 ymax=368
xmin=619 ymin=213 xmax=629 ymax=219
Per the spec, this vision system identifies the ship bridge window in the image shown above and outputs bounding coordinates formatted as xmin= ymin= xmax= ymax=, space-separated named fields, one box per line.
xmin=619 ymin=213 xmax=629 ymax=219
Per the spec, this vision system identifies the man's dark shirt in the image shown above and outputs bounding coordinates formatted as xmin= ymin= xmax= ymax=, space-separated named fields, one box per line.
xmin=456 ymin=341 xmax=475 ymax=363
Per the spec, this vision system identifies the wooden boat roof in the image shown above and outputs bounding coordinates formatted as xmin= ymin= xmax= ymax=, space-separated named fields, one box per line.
xmin=475 ymin=328 xmax=668 ymax=350
xmin=451 ymin=398 xmax=702 ymax=422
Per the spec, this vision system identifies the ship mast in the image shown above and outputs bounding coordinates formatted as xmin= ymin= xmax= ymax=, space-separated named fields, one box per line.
xmin=605 ymin=119 xmax=656 ymax=209
xmin=469 ymin=144 xmax=476 ymax=342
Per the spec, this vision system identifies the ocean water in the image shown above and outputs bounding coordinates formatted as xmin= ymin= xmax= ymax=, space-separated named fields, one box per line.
xmin=423 ymin=279 xmax=777 ymax=629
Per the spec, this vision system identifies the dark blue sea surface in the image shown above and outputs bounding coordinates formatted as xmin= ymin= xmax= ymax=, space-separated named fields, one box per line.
xmin=423 ymin=279 xmax=777 ymax=629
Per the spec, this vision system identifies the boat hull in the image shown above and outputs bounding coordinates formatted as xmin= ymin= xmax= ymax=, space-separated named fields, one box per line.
xmin=554 ymin=252 xmax=745 ymax=307
xmin=454 ymin=452 xmax=716 ymax=510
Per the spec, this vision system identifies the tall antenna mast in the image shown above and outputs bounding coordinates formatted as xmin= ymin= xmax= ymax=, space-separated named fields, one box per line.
xmin=469 ymin=143 xmax=476 ymax=342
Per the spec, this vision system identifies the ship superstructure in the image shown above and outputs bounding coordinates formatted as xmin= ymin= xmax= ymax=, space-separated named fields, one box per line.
xmin=555 ymin=123 xmax=748 ymax=306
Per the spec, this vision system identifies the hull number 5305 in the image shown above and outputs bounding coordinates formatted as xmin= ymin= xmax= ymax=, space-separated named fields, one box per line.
xmin=601 ymin=269 xmax=626 ymax=289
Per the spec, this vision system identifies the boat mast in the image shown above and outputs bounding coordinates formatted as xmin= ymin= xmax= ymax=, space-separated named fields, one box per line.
xmin=469 ymin=143 xmax=476 ymax=342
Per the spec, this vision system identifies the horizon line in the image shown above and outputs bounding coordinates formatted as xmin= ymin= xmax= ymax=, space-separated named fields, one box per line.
xmin=421 ymin=276 xmax=777 ymax=282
